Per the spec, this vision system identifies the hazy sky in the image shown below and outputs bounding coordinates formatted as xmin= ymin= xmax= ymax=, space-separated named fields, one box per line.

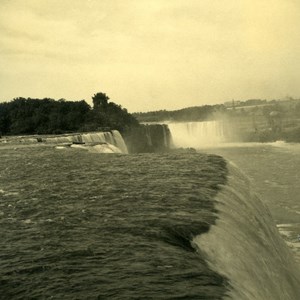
xmin=0 ymin=0 xmax=299 ymax=112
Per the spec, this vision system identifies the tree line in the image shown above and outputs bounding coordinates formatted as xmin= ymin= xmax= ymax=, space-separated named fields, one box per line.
xmin=133 ymin=104 xmax=226 ymax=123
xmin=0 ymin=93 xmax=139 ymax=136
xmin=133 ymin=99 xmax=300 ymax=123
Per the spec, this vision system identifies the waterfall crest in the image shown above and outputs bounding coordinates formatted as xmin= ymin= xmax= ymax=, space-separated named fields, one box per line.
xmin=194 ymin=162 xmax=300 ymax=300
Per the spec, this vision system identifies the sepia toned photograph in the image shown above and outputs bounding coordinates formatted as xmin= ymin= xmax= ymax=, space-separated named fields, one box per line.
xmin=0 ymin=1 xmax=299 ymax=299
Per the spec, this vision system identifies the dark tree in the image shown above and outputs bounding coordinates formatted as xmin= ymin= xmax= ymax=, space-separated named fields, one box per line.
xmin=92 ymin=93 xmax=109 ymax=111
xmin=90 ymin=92 xmax=139 ymax=132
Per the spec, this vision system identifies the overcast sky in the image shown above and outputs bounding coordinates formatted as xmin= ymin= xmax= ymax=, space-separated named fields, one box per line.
xmin=0 ymin=0 xmax=299 ymax=112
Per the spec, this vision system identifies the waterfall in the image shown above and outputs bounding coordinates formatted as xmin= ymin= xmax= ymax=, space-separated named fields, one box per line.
xmin=81 ymin=132 xmax=109 ymax=144
xmin=43 ymin=131 xmax=127 ymax=152
xmin=111 ymin=130 xmax=128 ymax=154
xmin=75 ymin=131 xmax=128 ymax=154
xmin=8 ymin=130 xmax=129 ymax=153
xmin=145 ymin=126 xmax=152 ymax=146
xmin=194 ymin=162 xmax=300 ymax=299
xmin=162 ymin=125 xmax=169 ymax=147
xmin=168 ymin=121 xmax=225 ymax=148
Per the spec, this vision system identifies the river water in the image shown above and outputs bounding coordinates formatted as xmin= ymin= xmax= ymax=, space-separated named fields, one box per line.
xmin=0 ymin=137 xmax=300 ymax=299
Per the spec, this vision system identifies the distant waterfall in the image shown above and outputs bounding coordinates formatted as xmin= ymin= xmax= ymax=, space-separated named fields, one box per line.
xmin=168 ymin=121 xmax=225 ymax=148
xmin=53 ymin=131 xmax=128 ymax=154
xmin=80 ymin=131 xmax=128 ymax=153
xmin=81 ymin=132 xmax=117 ymax=147
xmin=111 ymin=130 xmax=128 ymax=154
xmin=162 ymin=125 xmax=169 ymax=147
xmin=7 ymin=130 xmax=129 ymax=154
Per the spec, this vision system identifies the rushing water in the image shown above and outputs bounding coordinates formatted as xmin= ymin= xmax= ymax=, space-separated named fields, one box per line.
xmin=206 ymin=142 xmax=300 ymax=266
xmin=168 ymin=121 xmax=300 ymax=266
xmin=168 ymin=121 xmax=225 ymax=148
xmin=1 ymin=137 xmax=300 ymax=299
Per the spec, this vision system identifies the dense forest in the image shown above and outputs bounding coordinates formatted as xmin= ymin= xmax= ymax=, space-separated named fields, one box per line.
xmin=0 ymin=93 xmax=139 ymax=136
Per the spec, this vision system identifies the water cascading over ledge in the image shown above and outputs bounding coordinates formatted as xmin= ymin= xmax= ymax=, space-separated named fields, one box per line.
xmin=1 ymin=131 xmax=128 ymax=154
xmin=48 ymin=131 xmax=128 ymax=154
xmin=1 ymin=126 xmax=175 ymax=154
xmin=168 ymin=120 xmax=226 ymax=148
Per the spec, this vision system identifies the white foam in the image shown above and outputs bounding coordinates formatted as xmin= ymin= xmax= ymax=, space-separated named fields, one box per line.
xmin=71 ymin=143 xmax=123 ymax=154
xmin=277 ymin=223 xmax=299 ymax=228
xmin=70 ymin=144 xmax=88 ymax=150
xmin=90 ymin=144 xmax=122 ymax=154
xmin=268 ymin=141 xmax=300 ymax=153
